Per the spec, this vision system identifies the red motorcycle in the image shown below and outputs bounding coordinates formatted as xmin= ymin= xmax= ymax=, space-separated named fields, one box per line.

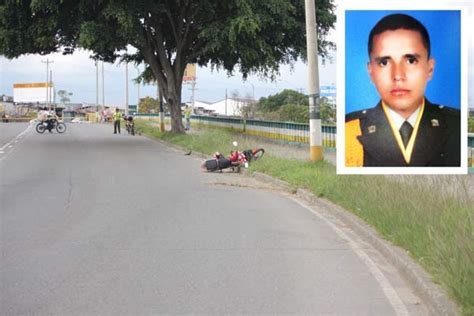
xmin=201 ymin=148 xmax=264 ymax=172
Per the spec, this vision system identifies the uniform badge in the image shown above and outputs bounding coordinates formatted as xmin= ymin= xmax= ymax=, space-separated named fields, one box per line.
xmin=431 ymin=119 xmax=439 ymax=127
xmin=368 ymin=125 xmax=376 ymax=133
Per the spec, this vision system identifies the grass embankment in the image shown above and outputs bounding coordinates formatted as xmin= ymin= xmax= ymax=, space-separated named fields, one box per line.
xmin=136 ymin=120 xmax=473 ymax=315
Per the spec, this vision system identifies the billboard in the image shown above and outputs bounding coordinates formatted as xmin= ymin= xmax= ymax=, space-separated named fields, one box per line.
xmin=13 ymin=82 xmax=54 ymax=103
xmin=183 ymin=64 xmax=196 ymax=81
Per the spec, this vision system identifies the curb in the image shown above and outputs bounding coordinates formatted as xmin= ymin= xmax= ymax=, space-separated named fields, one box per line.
xmin=252 ymin=171 xmax=459 ymax=316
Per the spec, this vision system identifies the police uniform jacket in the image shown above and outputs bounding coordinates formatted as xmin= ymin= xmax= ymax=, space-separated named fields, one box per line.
xmin=345 ymin=99 xmax=460 ymax=167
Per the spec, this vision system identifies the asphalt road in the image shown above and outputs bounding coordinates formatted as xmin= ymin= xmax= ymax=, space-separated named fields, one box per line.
xmin=0 ymin=122 xmax=429 ymax=315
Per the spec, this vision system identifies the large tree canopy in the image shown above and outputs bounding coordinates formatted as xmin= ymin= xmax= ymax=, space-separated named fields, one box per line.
xmin=1 ymin=0 xmax=336 ymax=132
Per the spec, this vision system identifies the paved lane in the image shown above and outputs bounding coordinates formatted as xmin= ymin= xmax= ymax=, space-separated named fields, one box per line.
xmin=0 ymin=123 xmax=428 ymax=315
xmin=0 ymin=122 xmax=32 ymax=158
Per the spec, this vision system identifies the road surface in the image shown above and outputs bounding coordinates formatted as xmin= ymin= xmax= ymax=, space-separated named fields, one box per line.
xmin=1 ymin=122 xmax=429 ymax=315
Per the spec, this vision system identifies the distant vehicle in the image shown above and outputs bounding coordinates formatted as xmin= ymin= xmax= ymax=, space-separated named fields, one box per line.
xmin=71 ymin=117 xmax=91 ymax=124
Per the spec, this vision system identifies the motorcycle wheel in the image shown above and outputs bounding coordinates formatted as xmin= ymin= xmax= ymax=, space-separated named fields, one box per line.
xmin=36 ymin=123 xmax=46 ymax=134
xmin=252 ymin=148 xmax=265 ymax=161
xmin=56 ymin=122 xmax=67 ymax=133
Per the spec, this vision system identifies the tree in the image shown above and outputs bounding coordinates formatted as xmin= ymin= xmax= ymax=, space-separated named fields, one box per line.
xmin=320 ymin=97 xmax=336 ymax=124
xmin=57 ymin=90 xmax=73 ymax=104
xmin=277 ymin=104 xmax=309 ymax=123
xmin=138 ymin=96 xmax=160 ymax=113
xmin=256 ymin=89 xmax=336 ymax=123
xmin=0 ymin=0 xmax=336 ymax=133
xmin=259 ymin=89 xmax=308 ymax=112
xmin=229 ymin=90 xmax=258 ymax=119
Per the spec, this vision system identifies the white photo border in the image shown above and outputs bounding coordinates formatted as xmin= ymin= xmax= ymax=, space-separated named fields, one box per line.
xmin=336 ymin=0 xmax=470 ymax=175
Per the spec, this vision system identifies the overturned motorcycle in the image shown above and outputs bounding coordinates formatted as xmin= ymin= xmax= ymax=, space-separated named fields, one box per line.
xmin=201 ymin=142 xmax=264 ymax=173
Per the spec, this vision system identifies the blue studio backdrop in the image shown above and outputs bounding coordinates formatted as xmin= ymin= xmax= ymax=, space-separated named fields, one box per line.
xmin=345 ymin=10 xmax=461 ymax=114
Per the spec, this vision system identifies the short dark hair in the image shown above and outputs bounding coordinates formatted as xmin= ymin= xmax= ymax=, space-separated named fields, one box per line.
xmin=368 ymin=13 xmax=431 ymax=59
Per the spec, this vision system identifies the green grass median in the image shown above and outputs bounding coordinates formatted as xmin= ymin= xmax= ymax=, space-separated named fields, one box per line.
xmin=136 ymin=120 xmax=473 ymax=315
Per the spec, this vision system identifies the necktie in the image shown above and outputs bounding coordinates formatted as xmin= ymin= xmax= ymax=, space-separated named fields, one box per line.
xmin=399 ymin=121 xmax=413 ymax=147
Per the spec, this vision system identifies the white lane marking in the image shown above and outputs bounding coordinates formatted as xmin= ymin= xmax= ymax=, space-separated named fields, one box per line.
xmin=0 ymin=125 xmax=33 ymax=161
xmin=291 ymin=197 xmax=410 ymax=316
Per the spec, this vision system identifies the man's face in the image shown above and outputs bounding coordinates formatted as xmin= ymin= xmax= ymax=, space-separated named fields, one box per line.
xmin=368 ymin=29 xmax=434 ymax=118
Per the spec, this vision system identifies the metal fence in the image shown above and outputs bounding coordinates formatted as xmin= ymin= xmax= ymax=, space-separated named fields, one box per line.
xmin=469 ymin=133 xmax=474 ymax=169
xmin=135 ymin=114 xmax=474 ymax=168
xmin=193 ymin=115 xmax=337 ymax=147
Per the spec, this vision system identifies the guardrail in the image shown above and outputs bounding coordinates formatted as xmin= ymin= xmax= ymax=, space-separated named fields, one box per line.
xmin=192 ymin=115 xmax=337 ymax=147
xmin=469 ymin=133 xmax=474 ymax=169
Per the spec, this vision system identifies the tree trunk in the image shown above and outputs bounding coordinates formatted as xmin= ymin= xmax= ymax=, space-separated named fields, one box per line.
xmin=149 ymin=59 xmax=185 ymax=133
xmin=168 ymin=97 xmax=185 ymax=133
xmin=167 ymin=74 xmax=185 ymax=133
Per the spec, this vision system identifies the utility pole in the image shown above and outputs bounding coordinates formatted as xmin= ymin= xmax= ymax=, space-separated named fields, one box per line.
xmin=225 ymin=89 xmax=228 ymax=116
xmin=102 ymin=62 xmax=105 ymax=111
xmin=158 ymin=83 xmax=165 ymax=132
xmin=137 ymin=66 xmax=140 ymax=113
xmin=305 ymin=0 xmax=323 ymax=161
xmin=125 ymin=62 xmax=129 ymax=115
xmin=96 ymin=61 xmax=99 ymax=113
xmin=50 ymin=70 xmax=53 ymax=110
xmin=41 ymin=59 xmax=53 ymax=109
xmin=189 ymin=79 xmax=197 ymax=109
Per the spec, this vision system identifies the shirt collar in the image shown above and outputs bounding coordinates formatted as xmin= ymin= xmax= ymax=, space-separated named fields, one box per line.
xmin=383 ymin=101 xmax=423 ymax=130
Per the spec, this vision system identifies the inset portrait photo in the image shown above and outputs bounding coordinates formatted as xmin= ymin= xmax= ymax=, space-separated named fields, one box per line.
xmin=336 ymin=4 xmax=469 ymax=175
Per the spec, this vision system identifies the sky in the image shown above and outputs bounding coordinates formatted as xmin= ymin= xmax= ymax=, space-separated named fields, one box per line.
xmin=0 ymin=51 xmax=336 ymax=107
xmin=0 ymin=0 xmax=471 ymax=108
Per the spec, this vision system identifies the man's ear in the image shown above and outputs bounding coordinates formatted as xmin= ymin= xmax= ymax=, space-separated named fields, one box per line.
xmin=367 ymin=61 xmax=374 ymax=83
xmin=428 ymin=58 xmax=435 ymax=80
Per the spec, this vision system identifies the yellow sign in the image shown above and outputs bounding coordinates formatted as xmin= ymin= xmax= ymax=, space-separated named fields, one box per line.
xmin=13 ymin=82 xmax=52 ymax=88
xmin=183 ymin=64 xmax=196 ymax=81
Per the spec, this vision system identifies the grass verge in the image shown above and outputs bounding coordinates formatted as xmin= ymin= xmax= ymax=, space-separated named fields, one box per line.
xmin=136 ymin=120 xmax=474 ymax=315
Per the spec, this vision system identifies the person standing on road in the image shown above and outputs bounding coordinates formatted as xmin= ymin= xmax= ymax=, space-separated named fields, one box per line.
xmin=113 ymin=108 xmax=122 ymax=134
xmin=184 ymin=105 xmax=192 ymax=131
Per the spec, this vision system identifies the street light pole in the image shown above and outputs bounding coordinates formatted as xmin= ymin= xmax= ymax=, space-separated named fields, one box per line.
xmin=137 ymin=66 xmax=140 ymax=113
xmin=158 ymin=83 xmax=165 ymax=132
xmin=96 ymin=61 xmax=99 ymax=112
xmin=125 ymin=62 xmax=129 ymax=115
xmin=50 ymin=70 xmax=54 ymax=110
xmin=305 ymin=0 xmax=324 ymax=161
xmin=41 ymin=59 xmax=53 ymax=109
xmin=102 ymin=62 xmax=105 ymax=110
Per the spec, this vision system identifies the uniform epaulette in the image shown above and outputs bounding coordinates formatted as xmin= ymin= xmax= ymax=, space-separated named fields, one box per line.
xmin=346 ymin=108 xmax=370 ymax=122
xmin=436 ymin=104 xmax=460 ymax=117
